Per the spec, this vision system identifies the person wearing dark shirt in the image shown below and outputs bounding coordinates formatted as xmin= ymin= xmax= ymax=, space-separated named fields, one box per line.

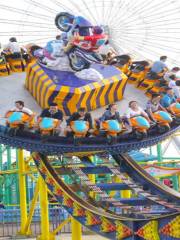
xmin=38 ymin=103 xmax=63 ymax=135
xmin=40 ymin=103 xmax=63 ymax=122
xmin=99 ymin=104 xmax=122 ymax=123
xmin=65 ymin=107 xmax=93 ymax=136
xmin=94 ymin=103 xmax=122 ymax=129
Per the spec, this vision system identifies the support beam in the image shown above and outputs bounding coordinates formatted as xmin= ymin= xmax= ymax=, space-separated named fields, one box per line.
xmin=38 ymin=175 xmax=54 ymax=240
xmin=71 ymin=217 xmax=82 ymax=240
xmin=15 ymin=150 xmax=19 ymax=204
xmin=52 ymin=217 xmax=71 ymax=235
xmin=18 ymin=149 xmax=28 ymax=235
xmin=0 ymin=145 xmax=3 ymax=171
xmin=6 ymin=147 xmax=12 ymax=204
xmin=88 ymin=174 xmax=96 ymax=198
xmin=119 ymin=176 xmax=131 ymax=198
xmin=157 ymin=143 xmax=163 ymax=165
xmin=23 ymin=178 xmax=40 ymax=234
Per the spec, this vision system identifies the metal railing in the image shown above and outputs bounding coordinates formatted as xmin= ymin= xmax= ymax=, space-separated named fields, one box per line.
xmin=0 ymin=207 xmax=75 ymax=237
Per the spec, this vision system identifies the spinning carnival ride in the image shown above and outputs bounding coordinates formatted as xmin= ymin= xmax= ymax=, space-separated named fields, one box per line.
xmin=0 ymin=0 xmax=180 ymax=240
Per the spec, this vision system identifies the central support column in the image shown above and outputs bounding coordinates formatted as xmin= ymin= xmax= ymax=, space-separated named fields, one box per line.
xmin=71 ymin=217 xmax=82 ymax=240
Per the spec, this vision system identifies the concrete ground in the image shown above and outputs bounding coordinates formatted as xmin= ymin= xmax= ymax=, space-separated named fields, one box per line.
xmin=0 ymin=234 xmax=107 ymax=239
xmin=0 ymin=72 xmax=146 ymax=124
xmin=59 ymin=235 xmax=107 ymax=240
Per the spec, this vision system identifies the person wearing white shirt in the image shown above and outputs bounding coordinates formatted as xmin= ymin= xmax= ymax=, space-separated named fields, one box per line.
xmin=10 ymin=100 xmax=33 ymax=116
xmin=4 ymin=37 xmax=21 ymax=54
xmin=125 ymin=101 xmax=151 ymax=126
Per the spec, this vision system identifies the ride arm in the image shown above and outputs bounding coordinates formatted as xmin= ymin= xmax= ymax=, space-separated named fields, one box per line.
xmin=86 ymin=113 xmax=93 ymax=130
xmin=141 ymin=109 xmax=151 ymax=122
xmin=146 ymin=108 xmax=156 ymax=122
xmin=116 ymin=112 xmax=122 ymax=123
xmin=123 ymin=111 xmax=132 ymax=127
xmin=66 ymin=113 xmax=77 ymax=126
xmin=98 ymin=111 xmax=108 ymax=123
xmin=165 ymin=97 xmax=177 ymax=114
xmin=159 ymin=103 xmax=167 ymax=112
xmin=126 ymin=117 xmax=132 ymax=127
xmin=55 ymin=112 xmax=63 ymax=128
xmin=168 ymin=105 xmax=175 ymax=115
xmin=56 ymin=120 xmax=61 ymax=128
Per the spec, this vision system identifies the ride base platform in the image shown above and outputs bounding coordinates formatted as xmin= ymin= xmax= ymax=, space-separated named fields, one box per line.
xmin=25 ymin=61 xmax=127 ymax=115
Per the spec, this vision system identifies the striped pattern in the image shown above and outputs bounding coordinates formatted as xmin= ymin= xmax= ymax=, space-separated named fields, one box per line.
xmin=8 ymin=58 xmax=26 ymax=72
xmin=0 ymin=62 xmax=10 ymax=76
xmin=26 ymin=62 xmax=128 ymax=115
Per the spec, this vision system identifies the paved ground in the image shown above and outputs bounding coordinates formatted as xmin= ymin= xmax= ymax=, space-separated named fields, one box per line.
xmin=0 ymin=234 xmax=107 ymax=239
xmin=0 ymin=71 xmax=146 ymax=125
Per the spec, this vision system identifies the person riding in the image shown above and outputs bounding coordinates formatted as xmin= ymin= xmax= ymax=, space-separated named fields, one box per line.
xmin=146 ymin=94 xmax=167 ymax=122
xmin=5 ymin=100 xmax=34 ymax=129
xmin=125 ymin=101 xmax=151 ymax=126
xmin=39 ymin=102 xmax=63 ymax=124
xmin=160 ymin=87 xmax=177 ymax=114
xmin=3 ymin=37 xmax=21 ymax=59
xmin=65 ymin=107 xmax=93 ymax=136
xmin=38 ymin=103 xmax=63 ymax=135
xmin=99 ymin=103 xmax=122 ymax=123
xmin=150 ymin=56 xmax=168 ymax=78
xmin=168 ymin=75 xmax=180 ymax=99
xmin=164 ymin=67 xmax=180 ymax=82
xmin=8 ymin=100 xmax=33 ymax=116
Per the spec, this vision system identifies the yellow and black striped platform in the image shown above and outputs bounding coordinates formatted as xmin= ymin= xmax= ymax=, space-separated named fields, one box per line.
xmin=8 ymin=57 xmax=27 ymax=72
xmin=0 ymin=58 xmax=11 ymax=76
xmin=26 ymin=61 xmax=128 ymax=115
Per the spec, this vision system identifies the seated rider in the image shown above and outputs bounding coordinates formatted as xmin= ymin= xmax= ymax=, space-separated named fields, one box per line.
xmin=125 ymin=101 xmax=151 ymax=126
xmin=39 ymin=102 xmax=63 ymax=127
xmin=168 ymin=75 xmax=180 ymax=99
xmin=65 ymin=107 xmax=93 ymax=136
xmin=8 ymin=100 xmax=33 ymax=116
xmin=146 ymin=94 xmax=167 ymax=122
xmin=160 ymin=87 xmax=177 ymax=114
xmin=150 ymin=56 xmax=168 ymax=78
xmin=5 ymin=100 xmax=34 ymax=128
xmin=98 ymin=103 xmax=122 ymax=125
xmin=3 ymin=37 xmax=21 ymax=59
xmin=164 ymin=67 xmax=180 ymax=82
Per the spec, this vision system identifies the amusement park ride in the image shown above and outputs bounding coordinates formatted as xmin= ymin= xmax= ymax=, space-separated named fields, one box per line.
xmin=0 ymin=10 xmax=180 ymax=240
